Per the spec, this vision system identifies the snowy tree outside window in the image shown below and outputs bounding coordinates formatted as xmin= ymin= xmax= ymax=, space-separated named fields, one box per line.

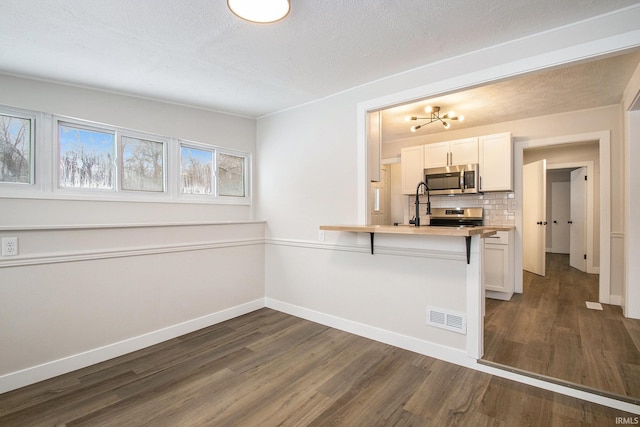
xmin=0 ymin=114 xmax=32 ymax=184
xmin=59 ymin=124 xmax=115 ymax=189
xmin=181 ymin=146 xmax=213 ymax=194
xmin=121 ymin=136 xmax=164 ymax=192
xmin=218 ymin=153 xmax=245 ymax=197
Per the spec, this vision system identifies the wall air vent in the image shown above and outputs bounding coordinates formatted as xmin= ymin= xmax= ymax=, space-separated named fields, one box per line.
xmin=427 ymin=306 xmax=467 ymax=334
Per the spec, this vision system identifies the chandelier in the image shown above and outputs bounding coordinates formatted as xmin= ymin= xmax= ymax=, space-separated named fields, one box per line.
xmin=405 ymin=106 xmax=464 ymax=132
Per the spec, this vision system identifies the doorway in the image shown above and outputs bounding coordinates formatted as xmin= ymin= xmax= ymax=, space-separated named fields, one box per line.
xmin=523 ymin=161 xmax=593 ymax=277
xmin=515 ymin=135 xmax=609 ymax=302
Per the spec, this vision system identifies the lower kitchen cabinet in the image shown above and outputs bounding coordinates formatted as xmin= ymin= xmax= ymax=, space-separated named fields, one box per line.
xmin=484 ymin=229 xmax=514 ymax=300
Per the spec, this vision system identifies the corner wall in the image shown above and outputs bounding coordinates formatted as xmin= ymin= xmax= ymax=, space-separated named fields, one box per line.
xmin=0 ymin=76 xmax=265 ymax=392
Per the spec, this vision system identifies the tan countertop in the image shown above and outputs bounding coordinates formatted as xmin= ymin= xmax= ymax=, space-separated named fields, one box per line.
xmin=319 ymin=224 xmax=497 ymax=238
xmin=484 ymin=225 xmax=516 ymax=231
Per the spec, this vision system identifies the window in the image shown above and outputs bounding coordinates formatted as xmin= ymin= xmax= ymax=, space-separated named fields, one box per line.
xmin=181 ymin=145 xmax=213 ymax=195
xmin=121 ymin=136 xmax=165 ymax=192
xmin=0 ymin=105 xmax=250 ymax=204
xmin=218 ymin=152 xmax=245 ymax=197
xmin=58 ymin=123 xmax=115 ymax=190
xmin=0 ymin=112 xmax=34 ymax=184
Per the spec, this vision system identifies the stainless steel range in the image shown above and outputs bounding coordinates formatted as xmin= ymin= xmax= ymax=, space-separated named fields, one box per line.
xmin=429 ymin=207 xmax=484 ymax=227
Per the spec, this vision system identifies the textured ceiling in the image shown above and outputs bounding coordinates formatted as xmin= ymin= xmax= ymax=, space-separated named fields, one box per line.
xmin=381 ymin=51 xmax=640 ymax=142
xmin=1 ymin=0 xmax=640 ymax=118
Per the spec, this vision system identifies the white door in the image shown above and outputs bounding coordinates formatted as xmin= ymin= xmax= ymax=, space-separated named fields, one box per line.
xmin=570 ymin=167 xmax=587 ymax=272
xmin=523 ymin=159 xmax=547 ymax=276
xmin=551 ymin=181 xmax=570 ymax=253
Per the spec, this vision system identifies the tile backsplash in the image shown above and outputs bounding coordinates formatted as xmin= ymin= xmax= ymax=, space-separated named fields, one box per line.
xmin=410 ymin=192 xmax=516 ymax=227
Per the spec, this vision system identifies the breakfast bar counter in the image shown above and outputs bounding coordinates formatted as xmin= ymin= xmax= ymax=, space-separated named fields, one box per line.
xmin=319 ymin=224 xmax=497 ymax=262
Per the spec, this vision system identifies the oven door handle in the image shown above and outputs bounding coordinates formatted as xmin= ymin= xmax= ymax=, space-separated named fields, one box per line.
xmin=460 ymin=171 xmax=465 ymax=192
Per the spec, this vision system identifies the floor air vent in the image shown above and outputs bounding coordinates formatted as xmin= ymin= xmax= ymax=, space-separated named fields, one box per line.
xmin=427 ymin=307 xmax=467 ymax=334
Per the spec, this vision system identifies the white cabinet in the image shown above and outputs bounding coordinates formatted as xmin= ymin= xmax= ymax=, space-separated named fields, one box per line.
xmin=479 ymin=132 xmax=512 ymax=192
xmin=484 ymin=229 xmax=514 ymax=300
xmin=423 ymin=142 xmax=450 ymax=169
xmin=424 ymin=137 xmax=478 ymax=169
xmin=367 ymin=110 xmax=381 ymax=183
xmin=400 ymin=145 xmax=425 ymax=195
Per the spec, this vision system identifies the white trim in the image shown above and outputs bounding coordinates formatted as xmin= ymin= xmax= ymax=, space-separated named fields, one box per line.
xmin=0 ymin=219 xmax=266 ymax=232
xmin=265 ymin=298 xmax=470 ymax=367
xmin=0 ymin=238 xmax=264 ymax=268
xmin=0 ymin=299 xmax=266 ymax=394
xmin=514 ymin=132 xmax=611 ymax=304
xmin=265 ymin=298 xmax=640 ymax=414
xmin=265 ymin=237 xmax=466 ymax=261
xmin=466 ymin=235 xmax=483 ymax=359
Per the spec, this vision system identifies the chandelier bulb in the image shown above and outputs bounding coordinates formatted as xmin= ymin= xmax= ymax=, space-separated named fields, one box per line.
xmin=443 ymin=122 xmax=451 ymax=129
xmin=424 ymin=106 xmax=433 ymax=113
xmin=458 ymin=115 xmax=465 ymax=122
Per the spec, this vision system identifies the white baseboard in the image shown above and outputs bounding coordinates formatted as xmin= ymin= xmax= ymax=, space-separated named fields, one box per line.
xmin=264 ymin=298 xmax=469 ymax=366
xmin=264 ymin=298 xmax=640 ymax=415
xmin=0 ymin=298 xmax=265 ymax=394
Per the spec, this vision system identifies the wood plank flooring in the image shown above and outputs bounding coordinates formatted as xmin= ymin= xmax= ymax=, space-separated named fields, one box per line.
xmin=0 ymin=307 xmax=636 ymax=426
xmin=484 ymin=253 xmax=640 ymax=401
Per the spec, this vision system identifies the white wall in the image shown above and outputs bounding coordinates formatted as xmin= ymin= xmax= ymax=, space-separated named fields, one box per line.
xmin=0 ymin=75 xmax=265 ymax=392
xmin=623 ymin=60 xmax=640 ymax=317
xmin=257 ymin=7 xmax=640 ymax=356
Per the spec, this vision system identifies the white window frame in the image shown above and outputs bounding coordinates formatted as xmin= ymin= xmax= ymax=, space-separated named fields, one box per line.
xmin=118 ymin=130 xmax=169 ymax=196
xmin=216 ymin=148 xmax=250 ymax=202
xmin=55 ymin=119 xmax=118 ymax=196
xmin=178 ymin=140 xmax=216 ymax=201
xmin=0 ymin=106 xmax=39 ymax=194
xmin=0 ymin=106 xmax=251 ymax=205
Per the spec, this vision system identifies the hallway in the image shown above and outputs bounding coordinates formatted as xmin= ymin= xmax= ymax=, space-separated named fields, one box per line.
xmin=483 ymin=253 xmax=640 ymax=401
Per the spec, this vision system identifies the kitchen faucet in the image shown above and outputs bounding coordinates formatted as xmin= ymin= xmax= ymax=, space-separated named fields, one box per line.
xmin=413 ymin=180 xmax=431 ymax=227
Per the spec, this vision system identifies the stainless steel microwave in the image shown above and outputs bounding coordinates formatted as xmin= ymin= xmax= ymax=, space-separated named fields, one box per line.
xmin=424 ymin=164 xmax=479 ymax=195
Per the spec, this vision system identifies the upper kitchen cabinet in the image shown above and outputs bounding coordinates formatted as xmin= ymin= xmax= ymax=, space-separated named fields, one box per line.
xmin=367 ymin=110 xmax=382 ymax=182
xmin=400 ymin=145 xmax=425 ymax=195
xmin=479 ymin=132 xmax=513 ymax=192
xmin=424 ymin=137 xmax=478 ymax=169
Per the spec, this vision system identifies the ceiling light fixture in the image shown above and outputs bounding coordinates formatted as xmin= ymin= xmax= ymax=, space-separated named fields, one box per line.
xmin=227 ymin=0 xmax=290 ymax=23
xmin=405 ymin=106 xmax=464 ymax=132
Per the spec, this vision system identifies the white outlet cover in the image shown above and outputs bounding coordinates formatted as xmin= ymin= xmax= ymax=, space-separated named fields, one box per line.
xmin=2 ymin=237 xmax=18 ymax=256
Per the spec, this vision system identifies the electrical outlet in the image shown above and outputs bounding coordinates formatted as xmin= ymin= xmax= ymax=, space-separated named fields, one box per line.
xmin=2 ymin=237 xmax=18 ymax=256
xmin=318 ymin=230 xmax=325 ymax=242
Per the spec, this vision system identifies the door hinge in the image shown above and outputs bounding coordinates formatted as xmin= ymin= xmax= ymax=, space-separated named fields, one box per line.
xmin=585 ymin=175 xmax=587 ymax=181
xmin=584 ymin=254 xmax=587 ymax=260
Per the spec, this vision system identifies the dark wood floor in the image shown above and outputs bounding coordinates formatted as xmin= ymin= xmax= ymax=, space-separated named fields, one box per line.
xmin=0 ymin=307 xmax=636 ymax=426
xmin=484 ymin=253 xmax=640 ymax=401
